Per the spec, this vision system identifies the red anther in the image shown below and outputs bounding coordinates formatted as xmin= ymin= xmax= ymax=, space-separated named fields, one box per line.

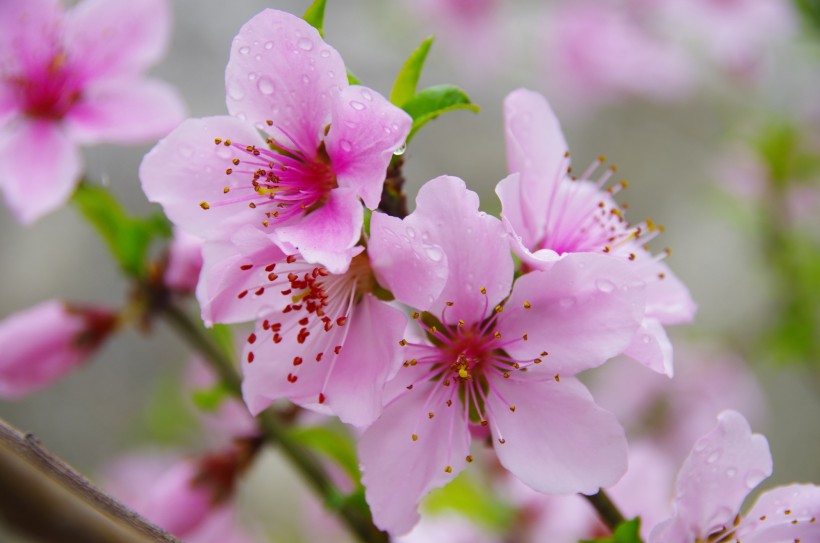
xmin=293 ymin=356 xmax=303 ymax=366
xmin=336 ymin=317 xmax=347 ymax=326
xmin=286 ymin=255 xmax=297 ymax=264
xmin=262 ymin=320 xmax=270 ymax=330
xmin=334 ymin=345 xmax=342 ymax=354
xmin=281 ymin=289 xmax=292 ymax=295
xmin=265 ymin=263 xmax=276 ymax=272
xmin=287 ymin=273 xmax=298 ymax=282
xmin=271 ymin=323 xmax=282 ymax=332
xmin=268 ymin=273 xmax=278 ymax=281
xmin=237 ymin=290 xmax=248 ymax=299
xmin=247 ymin=351 xmax=255 ymax=363
xmin=255 ymin=287 xmax=265 ymax=296
xmin=298 ymin=317 xmax=309 ymax=326
xmin=240 ymin=264 xmax=253 ymax=271
xmin=318 ymin=393 xmax=326 ymax=404
xmin=316 ymin=352 xmax=324 ymax=362
xmin=247 ymin=333 xmax=257 ymax=344
xmin=273 ymin=333 xmax=283 ymax=343
xmin=287 ymin=373 xmax=298 ymax=383
xmin=297 ymin=328 xmax=310 ymax=344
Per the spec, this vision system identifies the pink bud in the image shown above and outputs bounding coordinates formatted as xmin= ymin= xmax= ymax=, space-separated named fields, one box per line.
xmin=164 ymin=228 xmax=204 ymax=293
xmin=0 ymin=300 xmax=117 ymax=399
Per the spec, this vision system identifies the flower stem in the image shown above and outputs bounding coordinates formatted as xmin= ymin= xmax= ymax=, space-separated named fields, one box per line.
xmin=582 ymin=489 xmax=626 ymax=533
xmin=159 ymin=302 xmax=388 ymax=543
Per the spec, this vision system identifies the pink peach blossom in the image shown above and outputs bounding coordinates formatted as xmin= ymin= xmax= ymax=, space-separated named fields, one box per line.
xmin=359 ymin=175 xmax=645 ymax=535
xmin=195 ymin=225 xmax=406 ymax=427
xmin=164 ymin=228 xmax=204 ymax=294
xmin=497 ymin=88 xmax=695 ymax=376
xmin=649 ymin=410 xmax=820 ymax=543
xmin=0 ymin=0 xmax=185 ymax=224
xmin=141 ymin=9 xmax=411 ymax=274
xmin=0 ymin=299 xmax=117 ymax=399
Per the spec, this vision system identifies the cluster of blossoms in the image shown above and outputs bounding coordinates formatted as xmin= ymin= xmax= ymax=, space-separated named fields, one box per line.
xmin=2 ymin=2 xmax=819 ymax=542
xmin=137 ymin=8 xmax=699 ymax=536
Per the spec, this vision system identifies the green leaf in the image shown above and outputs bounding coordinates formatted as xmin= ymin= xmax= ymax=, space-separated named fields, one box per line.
xmin=795 ymin=0 xmax=820 ymax=35
xmin=424 ymin=471 xmax=516 ymax=531
xmin=347 ymin=70 xmax=362 ymax=86
xmin=288 ymin=424 xmax=360 ymax=483
xmin=401 ymin=84 xmax=480 ymax=142
xmin=143 ymin=374 xmax=200 ymax=444
xmin=390 ymin=36 xmax=435 ymax=106
xmin=72 ymin=183 xmax=171 ymax=278
xmin=581 ymin=518 xmax=642 ymax=543
xmin=206 ymin=324 xmax=236 ymax=360
xmin=191 ymin=382 xmax=232 ymax=412
xmin=302 ymin=0 xmax=327 ymax=38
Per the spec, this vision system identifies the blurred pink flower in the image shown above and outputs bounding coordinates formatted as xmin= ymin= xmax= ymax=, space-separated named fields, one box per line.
xmin=194 ymin=225 xmax=406 ymax=427
xmin=141 ymin=9 xmax=411 ymax=274
xmin=649 ymin=410 xmax=820 ymax=543
xmin=395 ymin=513 xmax=500 ymax=543
xmin=497 ymin=89 xmax=696 ymax=376
xmin=164 ymin=228 xmax=204 ymax=294
xmin=591 ymin=345 xmax=767 ymax=462
xmin=0 ymin=299 xmax=117 ymax=399
xmin=186 ymin=356 xmax=258 ymax=442
xmin=102 ymin=452 xmax=256 ymax=543
xmin=360 ymin=175 xmax=645 ymax=535
xmin=544 ymin=2 xmax=695 ymax=106
xmin=0 ymin=0 xmax=185 ymax=224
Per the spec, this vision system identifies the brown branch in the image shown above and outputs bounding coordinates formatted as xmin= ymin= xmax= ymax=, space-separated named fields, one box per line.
xmin=0 ymin=417 xmax=179 ymax=543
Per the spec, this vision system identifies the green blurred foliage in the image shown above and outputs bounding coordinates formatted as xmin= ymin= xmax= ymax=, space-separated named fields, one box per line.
xmin=581 ymin=518 xmax=642 ymax=543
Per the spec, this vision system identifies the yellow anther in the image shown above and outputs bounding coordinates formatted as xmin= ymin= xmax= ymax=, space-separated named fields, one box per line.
xmin=199 ymin=201 xmax=210 ymax=210
xmin=411 ymin=434 xmax=418 ymax=442
xmin=523 ymin=301 xmax=531 ymax=309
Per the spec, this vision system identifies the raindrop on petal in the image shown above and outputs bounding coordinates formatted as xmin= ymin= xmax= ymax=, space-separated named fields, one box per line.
xmin=257 ymin=76 xmax=275 ymax=95
xmin=297 ymin=37 xmax=314 ymax=51
xmin=393 ymin=142 xmax=407 ymax=156
xmin=596 ymin=278 xmax=615 ymax=293
xmin=350 ymin=100 xmax=366 ymax=111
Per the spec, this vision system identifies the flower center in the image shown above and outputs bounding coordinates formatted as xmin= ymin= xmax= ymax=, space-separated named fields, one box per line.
xmin=200 ymin=128 xmax=336 ymax=229
xmin=9 ymin=51 xmax=82 ymax=119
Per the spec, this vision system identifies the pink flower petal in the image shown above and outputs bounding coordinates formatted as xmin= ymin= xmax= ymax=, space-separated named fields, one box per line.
xmin=64 ymin=79 xmax=185 ymax=144
xmin=224 ymin=9 xmax=347 ymax=154
xmin=396 ymin=175 xmax=513 ymax=323
xmin=495 ymin=172 xmax=543 ymax=258
xmin=488 ymin=375 xmax=628 ymax=495
xmin=139 ymin=116 xmax=265 ymax=239
xmin=0 ymin=119 xmax=81 ymax=224
xmin=503 ymin=88 xmax=569 ymax=238
xmin=63 ymin=0 xmax=172 ymax=80
xmin=164 ymin=229 xmax=204 ymax=294
xmin=321 ymin=296 xmax=407 ymax=427
xmin=368 ymin=211 xmax=449 ymax=311
xmin=359 ymin=381 xmax=470 ymax=535
xmin=739 ymin=484 xmax=820 ymax=543
xmin=0 ymin=0 xmax=61 ymax=61
xmin=197 ymin=226 xmax=288 ymax=327
xmin=645 ymin=263 xmax=697 ymax=324
xmin=623 ymin=318 xmax=674 ymax=377
xmin=499 ymin=253 xmax=645 ymax=376
xmin=325 ymin=85 xmax=412 ymax=209
xmin=274 ymin=188 xmax=363 ymax=275
xmin=672 ymin=410 xmax=772 ymax=540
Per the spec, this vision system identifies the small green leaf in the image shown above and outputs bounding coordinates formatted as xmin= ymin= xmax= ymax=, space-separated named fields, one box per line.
xmin=424 ymin=471 xmax=516 ymax=531
xmin=191 ymin=382 xmax=232 ymax=412
xmin=288 ymin=424 xmax=360 ymax=483
xmin=302 ymin=0 xmax=327 ymax=38
xmin=72 ymin=183 xmax=171 ymax=277
xmin=390 ymin=36 xmax=435 ymax=106
xmin=401 ymin=84 xmax=480 ymax=142
xmin=581 ymin=517 xmax=642 ymax=543
xmin=206 ymin=324 xmax=236 ymax=360
xmin=347 ymin=70 xmax=362 ymax=86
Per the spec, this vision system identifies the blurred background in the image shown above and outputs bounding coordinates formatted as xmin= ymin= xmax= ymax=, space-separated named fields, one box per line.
xmin=1 ymin=0 xmax=819 ymax=541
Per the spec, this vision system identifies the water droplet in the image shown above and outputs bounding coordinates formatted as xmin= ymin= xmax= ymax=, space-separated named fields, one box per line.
xmin=706 ymin=449 xmax=721 ymax=464
xmin=320 ymin=49 xmax=331 ymax=58
xmin=350 ymin=100 xmax=366 ymax=111
xmin=254 ymin=55 xmax=262 ymax=62
xmin=302 ymin=74 xmax=310 ymax=85
xmin=238 ymin=46 xmax=250 ymax=55
xmin=340 ymin=140 xmax=353 ymax=152
xmin=596 ymin=278 xmax=615 ymax=293
xmin=227 ymin=84 xmax=245 ymax=100
xmin=559 ymin=297 xmax=576 ymax=309
xmin=248 ymin=72 xmax=257 ymax=81
xmin=641 ymin=334 xmax=651 ymax=344
xmin=344 ymin=120 xmax=357 ymax=129
xmin=297 ymin=37 xmax=314 ymax=51
xmin=693 ymin=439 xmax=708 ymax=452
xmin=257 ymin=76 xmax=275 ymax=95
xmin=425 ymin=246 xmax=443 ymax=262
xmin=421 ymin=232 xmax=429 ymax=242
xmin=726 ymin=468 xmax=737 ymax=478
xmin=406 ymin=227 xmax=416 ymax=238
xmin=393 ymin=142 xmax=407 ymax=156
xmin=361 ymin=89 xmax=373 ymax=101
xmin=745 ymin=470 xmax=766 ymax=489
xmin=264 ymin=41 xmax=274 ymax=50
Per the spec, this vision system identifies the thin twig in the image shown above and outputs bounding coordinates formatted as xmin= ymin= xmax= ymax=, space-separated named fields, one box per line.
xmin=0 ymin=417 xmax=179 ymax=543
xmin=583 ymin=489 xmax=627 ymax=533
xmin=160 ymin=302 xmax=388 ymax=543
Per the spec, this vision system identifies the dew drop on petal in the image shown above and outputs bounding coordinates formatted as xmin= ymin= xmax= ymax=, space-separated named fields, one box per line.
xmin=726 ymin=468 xmax=737 ymax=478
xmin=361 ymin=89 xmax=373 ymax=101
xmin=393 ymin=142 xmax=407 ymax=156
xmin=320 ymin=49 xmax=331 ymax=58
xmin=406 ymin=226 xmax=416 ymax=239
xmin=239 ymin=46 xmax=251 ymax=55
xmin=340 ymin=140 xmax=353 ymax=152
xmin=248 ymin=72 xmax=257 ymax=81
xmin=745 ymin=470 xmax=767 ymax=489
xmin=424 ymin=246 xmax=443 ymax=262
xmin=297 ymin=37 xmax=314 ymax=51
xmin=706 ymin=449 xmax=721 ymax=464
xmin=350 ymin=100 xmax=366 ymax=111
xmin=693 ymin=438 xmax=708 ymax=452
xmin=302 ymin=74 xmax=311 ymax=85
xmin=257 ymin=76 xmax=275 ymax=95
xmin=227 ymin=84 xmax=245 ymax=100
xmin=596 ymin=278 xmax=615 ymax=293
xmin=264 ymin=41 xmax=274 ymax=50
